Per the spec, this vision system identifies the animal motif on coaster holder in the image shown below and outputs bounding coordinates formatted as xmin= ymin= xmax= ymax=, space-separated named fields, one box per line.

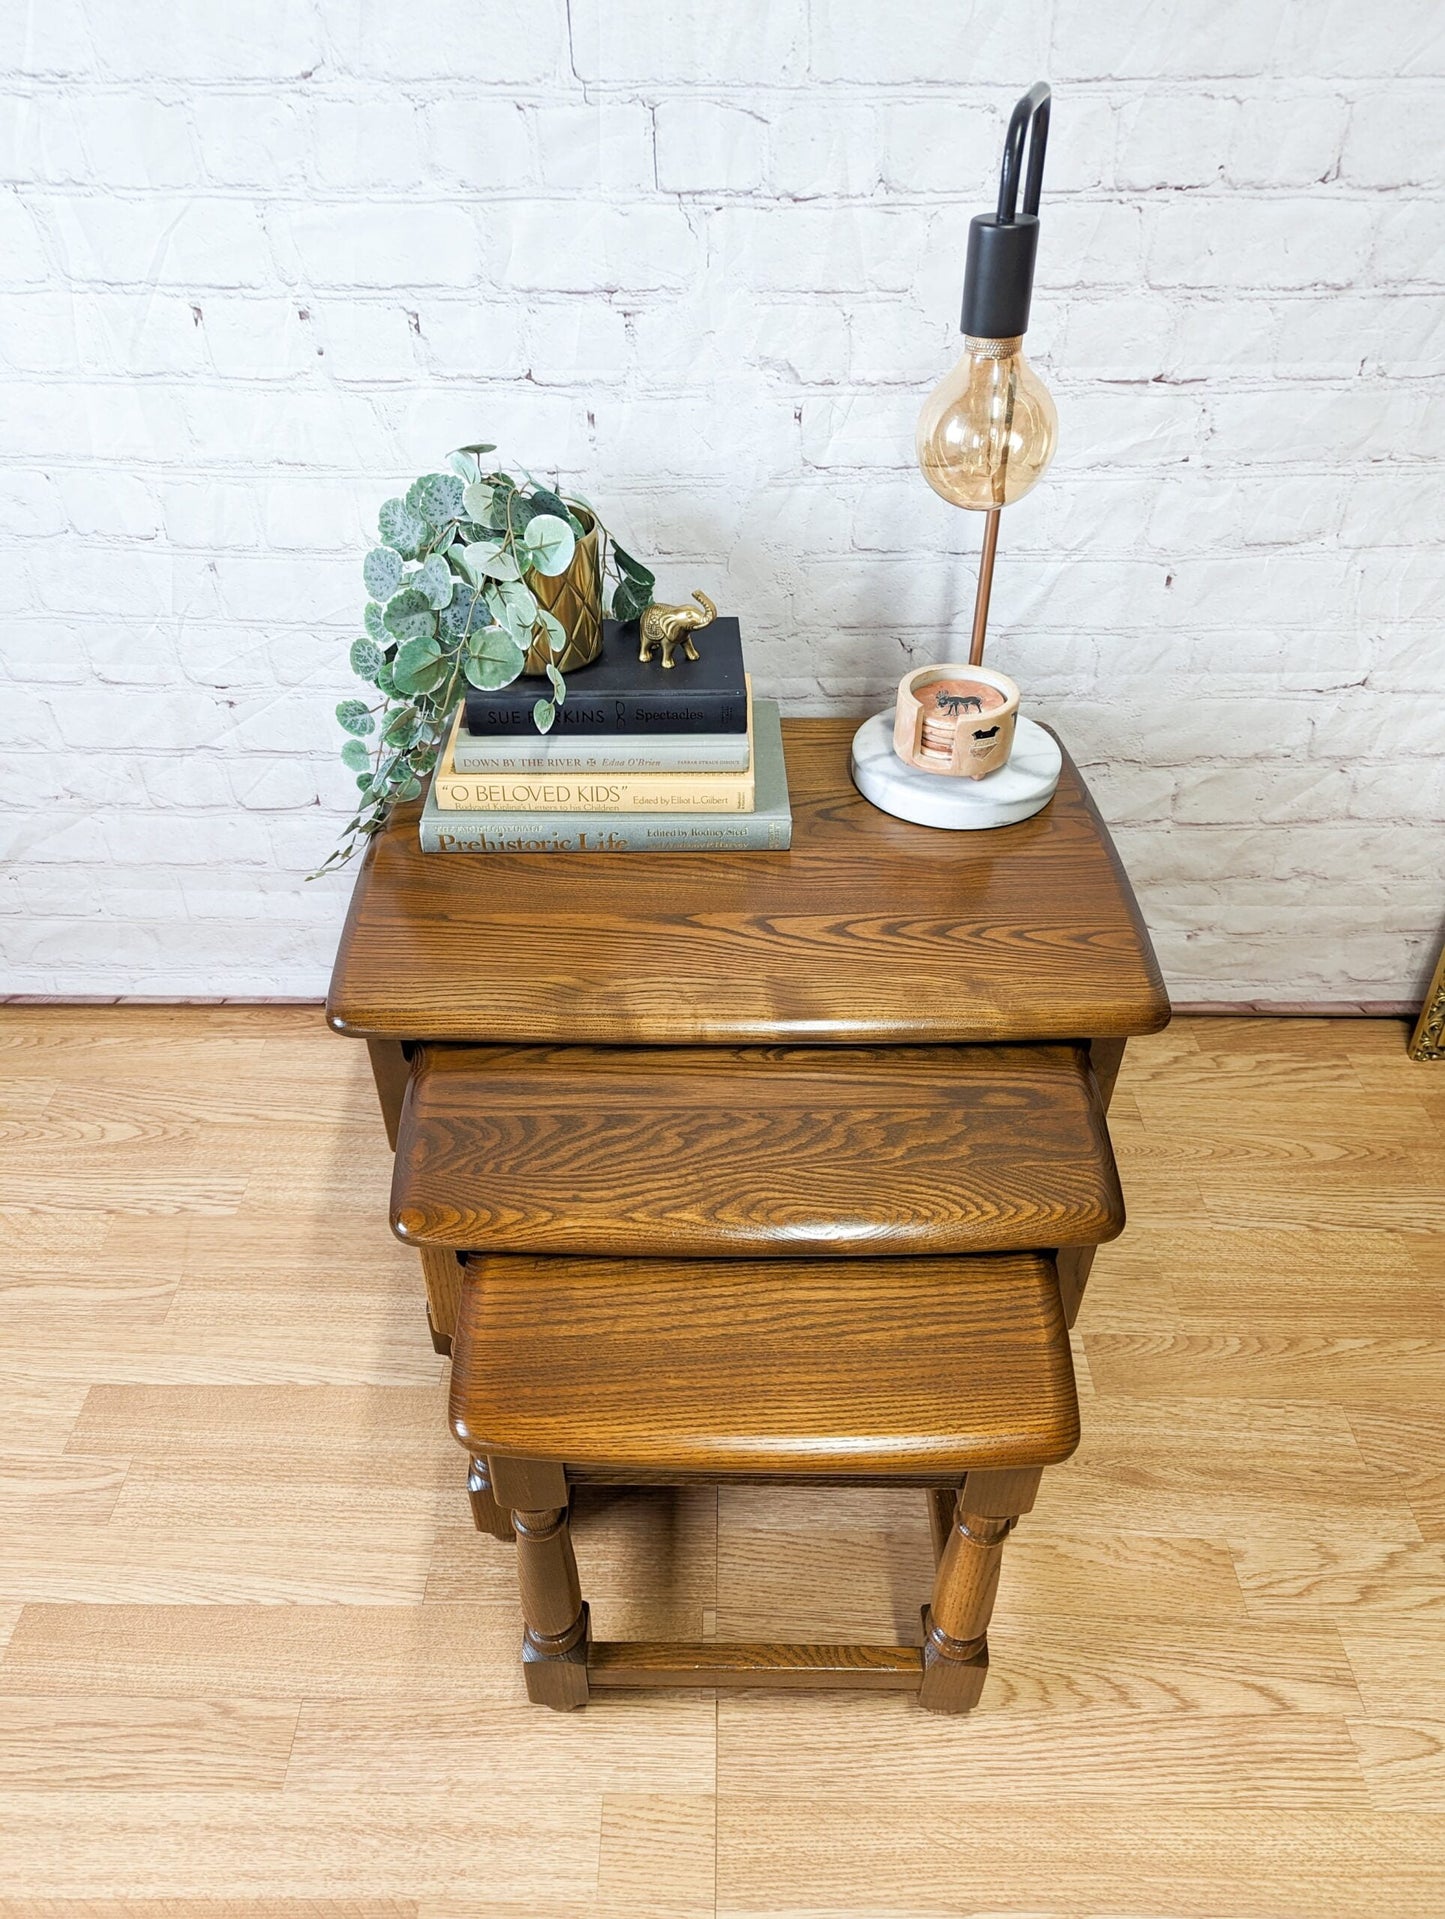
xmin=637 ymin=591 xmax=717 ymax=669
xmin=894 ymin=664 xmax=1020 ymax=780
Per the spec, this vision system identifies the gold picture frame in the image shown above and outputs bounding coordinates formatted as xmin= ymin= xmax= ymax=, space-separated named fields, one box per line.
xmin=1409 ymin=941 xmax=1445 ymax=1060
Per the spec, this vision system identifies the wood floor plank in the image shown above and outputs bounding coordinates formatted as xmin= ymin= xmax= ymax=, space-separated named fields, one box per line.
xmin=1346 ymin=1404 xmax=1445 ymax=1541
xmin=1339 ymin=1626 xmax=1445 ymax=1715
xmin=0 ymin=1695 xmax=299 ymax=1791
xmin=285 ymin=1696 xmax=714 ymax=1796
xmin=1085 ymin=1332 xmax=1445 ymax=1402
xmin=0 ymin=1454 xmax=129 ymax=1522
xmin=0 ymin=1525 xmax=435 ymax=1606
xmin=0 ymin=1791 xmax=602 ymax=1903
xmin=0 ymin=1382 xmax=91 ymax=1455
xmin=714 ymin=1801 xmax=1445 ymax=1919
xmin=66 ymin=1384 xmax=446 ymax=1455
xmin=966 ymin=1617 xmax=1362 ymax=1717
xmin=0 ymin=1906 xmax=418 ymax=1918
xmin=596 ymin=1795 xmax=716 ymax=1918
xmin=717 ymin=1694 xmax=1369 ymax=1806
xmin=1234 ymin=1537 xmax=1445 ymax=1618
xmin=1031 ymin=1395 xmax=1423 ymax=1541
xmin=1348 ymin=1717 xmax=1445 ymax=1810
xmin=0 ymin=1604 xmax=528 ymax=1703
xmin=3 ymin=1176 xmax=251 ymax=1219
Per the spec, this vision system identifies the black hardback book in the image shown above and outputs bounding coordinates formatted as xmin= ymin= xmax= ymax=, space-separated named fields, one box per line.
xmin=463 ymin=617 xmax=748 ymax=735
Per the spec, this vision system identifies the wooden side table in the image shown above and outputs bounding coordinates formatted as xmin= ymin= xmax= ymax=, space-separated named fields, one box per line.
xmin=328 ymin=719 xmax=1168 ymax=1345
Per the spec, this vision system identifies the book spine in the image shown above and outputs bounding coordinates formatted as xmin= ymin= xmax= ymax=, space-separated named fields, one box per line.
xmin=420 ymin=813 xmax=792 ymax=854
xmin=451 ymin=736 xmax=752 ymax=774
xmin=432 ymin=770 xmax=754 ymax=814
xmin=463 ymin=691 xmax=748 ymax=736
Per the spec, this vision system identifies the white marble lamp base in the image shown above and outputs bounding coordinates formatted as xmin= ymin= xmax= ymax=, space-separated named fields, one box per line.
xmin=850 ymin=709 xmax=1062 ymax=830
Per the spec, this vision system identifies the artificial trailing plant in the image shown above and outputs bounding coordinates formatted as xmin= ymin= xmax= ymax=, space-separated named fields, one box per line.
xmin=314 ymin=442 xmax=656 ymax=874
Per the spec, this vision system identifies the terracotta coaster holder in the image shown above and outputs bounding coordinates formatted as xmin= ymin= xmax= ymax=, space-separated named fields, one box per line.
xmin=893 ymin=664 xmax=1021 ymax=781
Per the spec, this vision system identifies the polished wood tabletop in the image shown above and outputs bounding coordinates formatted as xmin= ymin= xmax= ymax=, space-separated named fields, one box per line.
xmin=451 ymin=1249 xmax=1079 ymax=1482
xmin=391 ymin=1041 xmax=1124 ymax=1258
xmin=327 ymin=719 xmax=1168 ymax=1048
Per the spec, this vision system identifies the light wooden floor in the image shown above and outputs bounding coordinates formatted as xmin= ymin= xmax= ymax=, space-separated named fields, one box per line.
xmin=1 ymin=1007 xmax=1442 ymax=1918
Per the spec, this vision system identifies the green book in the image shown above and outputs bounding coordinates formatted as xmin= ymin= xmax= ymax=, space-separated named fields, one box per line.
xmin=419 ymin=699 xmax=792 ymax=853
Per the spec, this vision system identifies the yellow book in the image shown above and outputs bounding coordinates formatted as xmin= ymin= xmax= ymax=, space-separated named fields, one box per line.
xmin=431 ymin=687 xmax=755 ymax=812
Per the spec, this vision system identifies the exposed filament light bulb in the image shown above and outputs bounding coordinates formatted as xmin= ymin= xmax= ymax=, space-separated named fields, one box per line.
xmin=916 ymin=334 xmax=1057 ymax=512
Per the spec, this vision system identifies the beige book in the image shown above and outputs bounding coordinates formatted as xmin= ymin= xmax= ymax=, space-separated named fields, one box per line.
xmin=431 ymin=696 xmax=755 ymax=812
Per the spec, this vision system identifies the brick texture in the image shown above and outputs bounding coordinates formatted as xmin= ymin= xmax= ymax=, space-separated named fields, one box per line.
xmin=1 ymin=1 xmax=1441 ymax=1000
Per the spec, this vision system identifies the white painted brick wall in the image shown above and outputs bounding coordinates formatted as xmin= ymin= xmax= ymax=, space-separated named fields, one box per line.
xmin=2 ymin=0 xmax=1441 ymax=1002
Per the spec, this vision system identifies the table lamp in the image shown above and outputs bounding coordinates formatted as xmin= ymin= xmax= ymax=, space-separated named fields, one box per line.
xmin=851 ymin=82 xmax=1066 ymax=831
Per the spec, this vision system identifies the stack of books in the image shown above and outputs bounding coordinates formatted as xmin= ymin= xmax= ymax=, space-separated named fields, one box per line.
xmin=419 ymin=616 xmax=792 ymax=852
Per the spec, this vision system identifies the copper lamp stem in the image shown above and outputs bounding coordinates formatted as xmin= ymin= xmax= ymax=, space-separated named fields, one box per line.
xmin=969 ymin=507 xmax=1002 ymax=667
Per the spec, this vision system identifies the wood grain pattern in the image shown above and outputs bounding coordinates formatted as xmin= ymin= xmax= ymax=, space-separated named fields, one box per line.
xmin=0 ymin=1694 xmax=299 ymax=1790
xmin=449 ymin=1251 xmax=1078 ymax=1480
xmin=392 ymin=1040 xmax=1124 ymax=1257
xmin=326 ymin=721 xmax=1169 ymax=1046
xmin=2 ymin=1007 xmax=1442 ymax=1915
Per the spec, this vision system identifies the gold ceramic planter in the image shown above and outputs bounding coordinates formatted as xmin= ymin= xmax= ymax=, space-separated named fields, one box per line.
xmin=522 ymin=514 xmax=603 ymax=675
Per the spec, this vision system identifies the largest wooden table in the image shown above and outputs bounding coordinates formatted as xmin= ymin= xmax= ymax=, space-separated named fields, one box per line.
xmin=328 ymin=718 xmax=1169 ymax=1345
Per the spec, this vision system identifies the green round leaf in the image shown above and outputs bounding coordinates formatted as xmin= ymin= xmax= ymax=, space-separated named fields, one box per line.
xmin=521 ymin=513 xmax=576 ymax=578
xmin=383 ymin=708 xmax=424 ymax=749
xmin=340 ymin=737 xmax=371 ymax=773
xmin=460 ymin=538 xmax=520 ymax=584
xmin=363 ymin=601 xmax=387 ymax=643
xmin=384 ymin=586 xmax=439 ymax=642
xmin=494 ymin=579 xmax=537 ymax=628
xmin=396 ymin=775 xmax=424 ymax=802
xmin=532 ymin=697 xmax=556 ymax=734
xmin=335 ymin=698 xmax=375 ymax=737
xmin=363 ymin=546 xmax=402 ymax=601
xmin=414 ymin=553 xmax=454 ymax=609
xmin=479 ymin=481 xmax=518 ymax=533
xmin=527 ymin=485 xmax=571 ymax=524
xmin=461 ymin=629 xmax=527 ymax=691
xmin=440 ymin=589 xmax=487 ymax=640
xmin=462 ymin=480 xmax=496 ymax=523
xmin=545 ymin=661 xmax=565 ymax=701
xmin=407 ymin=473 xmax=464 ymax=525
xmin=378 ymin=497 xmax=430 ymax=558
xmin=392 ymin=634 xmax=444 ymax=694
xmin=533 ymin=608 xmax=566 ymax=659
xmin=350 ymin=636 xmax=384 ymax=681
xmin=455 ymin=442 xmax=498 ymax=456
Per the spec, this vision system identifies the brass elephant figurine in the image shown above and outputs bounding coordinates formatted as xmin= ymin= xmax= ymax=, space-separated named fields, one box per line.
xmin=637 ymin=591 xmax=717 ymax=669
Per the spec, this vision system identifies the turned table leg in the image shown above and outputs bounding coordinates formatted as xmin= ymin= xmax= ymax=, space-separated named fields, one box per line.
xmin=918 ymin=1467 xmax=1041 ymax=1715
xmin=493 ymin=1457 xmax=590 ymax=1710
